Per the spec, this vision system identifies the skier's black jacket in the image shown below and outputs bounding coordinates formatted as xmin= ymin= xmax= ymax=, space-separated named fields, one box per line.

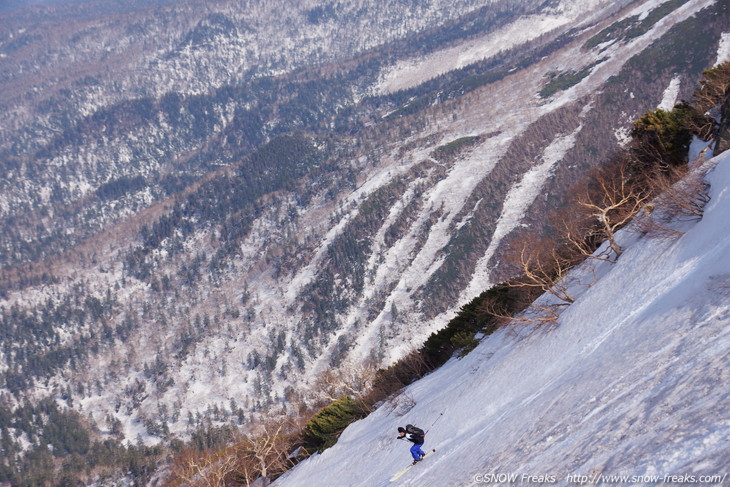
xmin=403 ymin=424 xmax=425 ymax=445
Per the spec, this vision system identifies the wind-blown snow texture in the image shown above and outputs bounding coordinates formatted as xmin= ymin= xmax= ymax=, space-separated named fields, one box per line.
xmin=275 ymin=151 xmax=730 ymax=486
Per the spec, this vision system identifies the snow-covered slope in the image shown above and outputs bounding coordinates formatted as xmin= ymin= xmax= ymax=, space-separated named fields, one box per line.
xmin=274 ymin=151 xmax=730 ymax=486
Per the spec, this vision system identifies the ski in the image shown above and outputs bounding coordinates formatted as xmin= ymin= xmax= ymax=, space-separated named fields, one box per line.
xmin=389 ymin=449 xmax=436 ymax=482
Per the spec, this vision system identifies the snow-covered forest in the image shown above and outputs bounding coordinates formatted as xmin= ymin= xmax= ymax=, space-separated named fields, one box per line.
xmin=0 ymin=0 xmax=728 ymax=484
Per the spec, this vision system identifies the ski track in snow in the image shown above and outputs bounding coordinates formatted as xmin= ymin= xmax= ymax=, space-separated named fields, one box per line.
xmin=274 ymin=151 xmax=730 ymax=487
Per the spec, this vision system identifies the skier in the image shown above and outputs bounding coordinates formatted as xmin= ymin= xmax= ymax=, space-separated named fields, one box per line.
xmin=397 ymin=424 xmax=426 ymax=465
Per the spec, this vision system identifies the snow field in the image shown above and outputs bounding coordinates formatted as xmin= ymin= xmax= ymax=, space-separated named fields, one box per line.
xmin=275 ymin=151 xmax=730 ymax=486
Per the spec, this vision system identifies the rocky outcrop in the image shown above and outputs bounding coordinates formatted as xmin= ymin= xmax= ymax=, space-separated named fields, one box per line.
xmin=715 ymin=96 xmax=730 ymax=154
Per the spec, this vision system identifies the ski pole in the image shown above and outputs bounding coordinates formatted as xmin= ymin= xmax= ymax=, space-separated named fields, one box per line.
xmin=425 ymin=412 xmax=444 ymax=434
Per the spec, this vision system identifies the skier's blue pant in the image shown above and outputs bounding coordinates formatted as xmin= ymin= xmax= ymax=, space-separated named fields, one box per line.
xmin=410 ymin=443 xmax=425 ymax=461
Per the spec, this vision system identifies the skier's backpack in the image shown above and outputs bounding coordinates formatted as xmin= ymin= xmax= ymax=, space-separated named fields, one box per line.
xmin=405 ymin=424 xmax=424 ymax=437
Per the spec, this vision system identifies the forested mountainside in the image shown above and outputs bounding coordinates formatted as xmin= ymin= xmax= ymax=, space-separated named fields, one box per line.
xmin=0 ymin=0 xmax=728 ymax=483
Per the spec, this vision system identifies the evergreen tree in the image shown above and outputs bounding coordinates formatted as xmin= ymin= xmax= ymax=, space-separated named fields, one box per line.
xmin=302 ymin=396 xmax=366 ymax=453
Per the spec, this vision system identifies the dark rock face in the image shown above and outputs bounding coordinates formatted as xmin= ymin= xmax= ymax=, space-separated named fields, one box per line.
xmin=716 ymin=96 xmax=730 ymax=154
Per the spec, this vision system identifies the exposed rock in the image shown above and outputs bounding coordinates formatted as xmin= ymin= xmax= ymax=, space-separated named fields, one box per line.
xmin=715 ymin=96 xmax=730 ymax=154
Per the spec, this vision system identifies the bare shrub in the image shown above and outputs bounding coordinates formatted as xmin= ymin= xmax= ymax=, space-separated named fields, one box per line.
xmin=367 ymin=349 xmax=431 ymax=406
xmin=481 ymin=298 xmax=562 ymax=329
xmin=239 ymin=417 xmax=302 ymax=485
xmin=314 ymin=361 xmax=377 ymax=402
xmin=634 ymin=166 xmax=710 ymax=238
xmin=552 ymin=208 xmax=617 ymax=263
xmin=313 ymin=361 xmax=378 ymax=412
xmin=393 ymin=348 xmax=432 ymax=380
xmin=633 ymin=205 xmax=686 ymax=239
xmin=170 ymin=443 xmax=244 ymax=487
xmin=168 ymin=415 xmax=303 ymax=487
xmin=685 ymin=62 xmax=730 ymax=143
xmin=653 ymin=168 xmax=710 ymax=221
xmin=506 ymin=237 xmax=582 ymax=304
xmin=691 ymin=62 xmax=730 ymax=114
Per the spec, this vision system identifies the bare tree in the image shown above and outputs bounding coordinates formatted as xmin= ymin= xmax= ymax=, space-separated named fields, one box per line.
xmin=241 ymin=417 xmax=300 ymax=486
xmin=691 ymin=62 xmax=730 ymax=114
xmin=684 ymin=62 xmax=730 ymax=143
xmin=553 ymin=210 xmax=617 ymax=263
xmin=368 ymin=349 xmax=431 ymax=405
xmin=479 ymin=295 xmax=562 ymax=329
xmin=507 ymin=238 xmax=582 ymax=304
xmin=169 ymin=414 xmax=304 ymax=487
xmin=313 ymin=360 xmax=378 ymax=411
xmin=170 ymin=444 xmax=243 ymax=487
xmin=574 ymin=157 xmax=652 ymax=258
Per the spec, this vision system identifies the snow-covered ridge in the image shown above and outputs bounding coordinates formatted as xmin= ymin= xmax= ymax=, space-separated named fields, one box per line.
xmin=274 ymin=150 xmax=730 ymax=487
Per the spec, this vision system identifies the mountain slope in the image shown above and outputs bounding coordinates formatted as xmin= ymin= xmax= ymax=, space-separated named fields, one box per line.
xmin=274 ymin=150 xmax=730 ymax=487
xmin=0 ymin=0 xmax=728 ymax=455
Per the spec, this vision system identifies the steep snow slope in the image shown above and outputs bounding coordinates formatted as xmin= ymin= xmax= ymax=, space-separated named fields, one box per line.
xmin=274 ymin=151 xmax=730 ymax=486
